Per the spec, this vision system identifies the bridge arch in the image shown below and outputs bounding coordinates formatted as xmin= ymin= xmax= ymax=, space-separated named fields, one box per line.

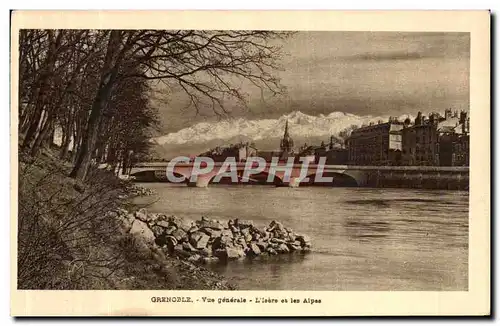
xmin=207 ymin=169 xmax=284 ymax=186
xmin=298 ymin=172 xmax=359 ymax=187
xmin=130 ymin=170 xmax=160 ymax=182
xmin=131 ymin=170 xmax=190 ymax=183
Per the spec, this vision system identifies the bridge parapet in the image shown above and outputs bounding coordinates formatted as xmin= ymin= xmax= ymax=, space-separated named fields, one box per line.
xmin=134 ymin=162 xmax=469 ymax=172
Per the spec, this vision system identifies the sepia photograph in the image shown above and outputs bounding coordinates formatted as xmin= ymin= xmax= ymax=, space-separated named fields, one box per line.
xmin=10 ymin=10 xmax=490 ymax=316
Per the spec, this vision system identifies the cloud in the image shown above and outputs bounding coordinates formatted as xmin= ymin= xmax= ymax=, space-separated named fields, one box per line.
xmin=151 ymin=31 xmax=470 ymax=134
xmin=341 ymin=50 xmax=425 ymax=62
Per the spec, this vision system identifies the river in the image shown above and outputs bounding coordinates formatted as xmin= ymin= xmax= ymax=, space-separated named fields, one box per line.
xmin=133 ymin=183 xmax=468 ymax=291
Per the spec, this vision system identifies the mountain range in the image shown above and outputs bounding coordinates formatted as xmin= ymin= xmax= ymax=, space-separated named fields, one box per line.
xmin=152 ymin=111 xmax=414 ymax=159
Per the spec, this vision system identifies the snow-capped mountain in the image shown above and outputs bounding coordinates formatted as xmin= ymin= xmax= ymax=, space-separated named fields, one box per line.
xmin=153 ymin=111 xmax=412 ymax=146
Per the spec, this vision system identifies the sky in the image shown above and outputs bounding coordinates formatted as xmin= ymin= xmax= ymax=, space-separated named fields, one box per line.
xmin=152 ymin=31 xmax=470 ymax=135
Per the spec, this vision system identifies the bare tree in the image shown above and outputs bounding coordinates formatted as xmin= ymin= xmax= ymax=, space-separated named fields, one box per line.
xmin=69 ymin=30 xmax=290 ymax=181
xmin=18 ymin=29 xmax=291 ymax=181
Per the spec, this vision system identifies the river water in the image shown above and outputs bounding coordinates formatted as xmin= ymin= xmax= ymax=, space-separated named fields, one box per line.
xmin=133 ymin=184 xmax=468 ymax=291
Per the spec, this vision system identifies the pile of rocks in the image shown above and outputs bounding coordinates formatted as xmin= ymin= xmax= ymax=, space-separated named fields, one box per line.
xmin=112 ymin=208 xmax=312 ymax=264
xmin=126 ymin=185 xmax=156 ymax=197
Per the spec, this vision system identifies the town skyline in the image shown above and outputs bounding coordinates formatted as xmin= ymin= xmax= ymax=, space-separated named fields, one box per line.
xmin=151 ymin=106 xmax=469 ymax=160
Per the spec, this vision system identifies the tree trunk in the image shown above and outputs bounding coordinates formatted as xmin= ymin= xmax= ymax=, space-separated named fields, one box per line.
xmin=69 ymin=81 xmax=114 ymax=180
xmin=121 ymin=149 xmax=130 ymax=175
xmin=69 ymin=31 xmax=123 ymax=181
xmin=59 ymin=119 xmax=73 ymax=160
xmin=21 ymin=30 xmax=62 ymax=151
xmin=30 ymin=112 xmax=54 ymax=156
xmin=21 ymin=107 xmax=43 ymax=149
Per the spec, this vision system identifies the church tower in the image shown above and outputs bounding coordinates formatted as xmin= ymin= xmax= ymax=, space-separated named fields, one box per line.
xmin=280 ymin=120 xmax=294 ymax=159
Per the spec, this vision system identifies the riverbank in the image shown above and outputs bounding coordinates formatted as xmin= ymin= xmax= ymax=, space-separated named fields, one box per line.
xmin=17 ymin=148 xmax=235 ymax=290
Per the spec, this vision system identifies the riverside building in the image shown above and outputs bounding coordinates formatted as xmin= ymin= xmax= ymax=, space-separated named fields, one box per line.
xmin=345 ymin=118 xmax=404 ymax=166
xmin=401 ymin=109 xmax=469 ymax=166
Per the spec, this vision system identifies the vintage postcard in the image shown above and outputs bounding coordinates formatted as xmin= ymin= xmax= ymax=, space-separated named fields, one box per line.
xmin=10 ymin=10 xmax=490 ymax=316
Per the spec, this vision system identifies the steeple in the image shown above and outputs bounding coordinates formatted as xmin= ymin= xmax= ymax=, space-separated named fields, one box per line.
xmin=280 ymin=119 xmax=294 ymax=157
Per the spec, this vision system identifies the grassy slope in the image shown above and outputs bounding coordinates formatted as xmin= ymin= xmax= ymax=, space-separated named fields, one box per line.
xmin=17 ymin=147 xmax=235 ymax=290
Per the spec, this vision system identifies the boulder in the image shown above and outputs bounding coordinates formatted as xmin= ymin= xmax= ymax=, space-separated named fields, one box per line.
xmin=129 ymin=219 xmax=155 ymax=245
xmin=271 ymin=221 xmax=285 ymax=233
xmin=170 ymin=216 xmax=192 ymax=232
xmin=286 ymin=242 xmax=301 ymax=251
xmin=241 ymin=228 xmax=251 ymax=237
xmin=150 ymin=225 xmax=165 ymax=238
xmin=166 ymin=235 xmax=178 ymax=247
xmin=269 ymin=242 xmax=280 ymax=250
xmin=277 ymin=231 xmax=287 ymax=239
xmin=156 ymin=213 xmax=168 ymax=220
xmin=235 ymin=237 xmax=247 ymax=248
xmin=161 ymin=235 xmax=178 ymax=253
xmin=252 ymin=233 xmax=261 ymax=241
xmin=148 ymin=213 xmax=160 ymax=224
xmin=221 ymin=229 xmax=234 ymax=239
xmin=187 ymin=254 xmax=202 ymax=263
xmin=164 ymin=226 xmax=177 ymax=235
xmin=200 ymin=227 xmax=222 ymax=239
xmin=190 ymin=231 xmax=204 ymax=242
xmin=211 ymin=235 xmax=233 ymax=250
xmin=236 ymin=219 xmax=254 ymax=228
xmin=226 ymin=247 xmax=242 ymax=259
xmin=199 ymin=247 xmax=212 ymax=257
xmin=188 ymin=226 xmax=199 ymax=234
xmin=195 ymin=234 xmax=210 ymax=249
xmin=183 ymin=242 xmax=197 ymax=252
xmin=199 ymin=219 xmax=224 ymax=230
xmin=266 ymin=247 xmax=278 ymax=255
xmin=174 ymin=245 xmax=190 ymax=258
xmin=190 ymin=232 xmax=210 ymax=249
xmin=135 ymin=208 xmax=149 ymax=222
xmin=249 ymin=243 xmax=261 ymax=256
xmin=172 ymin=228 xmax=187 ymax=242
xmin=277 ymin=243 xmax=290 ymax=253
xmin=296 ymin=235 xmax=311 ymax=246
xmin=256 ymin=241 xmax=268 ymax=251
xmin=230 ymin=226 xmax=240 ymax=234
xmin=271 ymin=238 xmax=286 ymax=244
xmin=236 ymin=246 xmax=246 ymax=258
xmin=260 ymin=230 xmax=270 ymax=241
xmin=156 ymin=220 xmax=170 ymax=228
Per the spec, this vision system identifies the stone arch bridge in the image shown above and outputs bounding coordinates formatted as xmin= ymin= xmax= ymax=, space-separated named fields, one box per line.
xmin=129 ymin=162 xmax=469 ymax=189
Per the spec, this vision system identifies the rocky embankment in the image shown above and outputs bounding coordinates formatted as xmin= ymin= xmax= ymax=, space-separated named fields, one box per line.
xmin=124 ymin=184 xmax=157 ymax=197
xmin=110 ymin=207 xmax=312 ymax=264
